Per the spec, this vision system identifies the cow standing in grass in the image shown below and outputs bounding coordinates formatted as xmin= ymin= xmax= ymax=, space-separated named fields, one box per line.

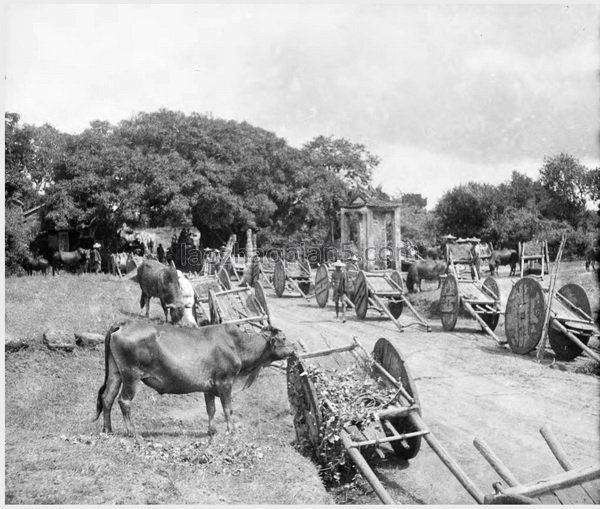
xmin=21 ymin=255 xmax=49 ymax=276
xmin=52 ymin=249 xmax=88 ymax=275
xmin=94 ymin=320 xmax=295 ymax=436
xmin=136 ymin=259 xmax=188 ymax=325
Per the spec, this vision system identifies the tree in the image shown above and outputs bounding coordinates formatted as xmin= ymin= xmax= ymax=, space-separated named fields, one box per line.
xmin=434 ymin=182 xmax=499 ymax=238
xmin=402 ymin=193 xmax=427 ymax=210
xmin=539 ymin=153 xmax=590 ymax=226
xmin=302 ymin=135 xmax=379 ymax=191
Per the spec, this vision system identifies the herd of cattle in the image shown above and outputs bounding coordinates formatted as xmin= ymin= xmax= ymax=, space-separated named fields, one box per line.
xmin=21 ymin=248 xmax=153 ymax=277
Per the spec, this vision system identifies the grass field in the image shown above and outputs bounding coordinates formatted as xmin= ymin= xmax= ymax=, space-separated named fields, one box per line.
xmin=4 ymin=274 xmax=332 ymax=505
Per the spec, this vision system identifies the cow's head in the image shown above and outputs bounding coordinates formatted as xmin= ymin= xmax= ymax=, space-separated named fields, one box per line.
xmin=263 ymin=325 xmax=296 ymax=360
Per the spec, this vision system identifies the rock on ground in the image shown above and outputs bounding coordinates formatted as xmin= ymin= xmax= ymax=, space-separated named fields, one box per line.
xmin=43 ymin=329 xmax=76 ymax=352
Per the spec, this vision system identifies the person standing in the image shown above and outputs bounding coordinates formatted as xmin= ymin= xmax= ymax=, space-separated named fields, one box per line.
xmin=157 ymin=243 xmax=165 ymax=263
xmin=331 ymin=260 xmax=347 ymax=323
xmin=471 ymin=239 xmax=482 ymax=280
xmin=90 ymin=243 xmax=102 ymax=274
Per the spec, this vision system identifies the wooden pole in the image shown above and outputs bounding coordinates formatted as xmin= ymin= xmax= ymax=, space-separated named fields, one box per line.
xmin=369 ymin=292 xmax=404 ymax=333
xmin=540 ymin=424 xmax=596 ymax=501
xmin=550 ymin=318 xmax=600 ymax=363
xmin=498 ymin=465 xmax=600 ymax=498
xmin=473 ymin=437 xmax=520 ymax=486
xmin=339 ymin=430 xmax=395 ymax=504
xmin=537 ymin=234 xmax=566 ymax=362
xmin=462 ymin=301 xmax=505 ymax=345
xmin=409 ymin=412 xmax=485 ymax=504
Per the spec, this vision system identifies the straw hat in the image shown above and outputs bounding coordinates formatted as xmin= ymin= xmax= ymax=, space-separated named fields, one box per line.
xmin=333 ymin=260 xmax=346 ymax=268
xmin=93 ymin=243 xmax=101 ymax=249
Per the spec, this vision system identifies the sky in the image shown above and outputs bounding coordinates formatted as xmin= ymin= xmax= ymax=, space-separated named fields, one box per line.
xmin=4 ymin=3 xmax=600 ymax=208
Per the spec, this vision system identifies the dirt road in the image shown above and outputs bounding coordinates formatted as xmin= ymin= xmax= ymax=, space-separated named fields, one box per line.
xmin=265 ymin=275 xmax=600 ymax=504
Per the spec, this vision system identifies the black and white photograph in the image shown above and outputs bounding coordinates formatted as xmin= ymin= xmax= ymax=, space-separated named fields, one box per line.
xmin=4 ymin=3 xmax=600 ymax=505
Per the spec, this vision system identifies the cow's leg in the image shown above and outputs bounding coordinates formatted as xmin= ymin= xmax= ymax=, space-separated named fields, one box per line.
xmin=101 ymin=355 xmax=122 ymax=434
xmin=217 ymin=382 xmax=235 ymax=434
xmin=204 ymin=392 xmax=218 ymax=436
xmin=118 ymin=376 xmax=140 ymax=437
xmin=145 ymin=296 xmax=151 ymax=317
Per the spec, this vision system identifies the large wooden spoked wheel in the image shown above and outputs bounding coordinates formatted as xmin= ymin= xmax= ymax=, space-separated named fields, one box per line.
xmin=273 ymin=260 xmax=286 ymax=297
xmin=353 ymin=271 xmax=369 ymax=320
xmin=253 ymin=281 xmax=270 ymax=320
xmin=286 ymin=355 xmax=323 ymax=454
xmin=372 ymin=338 xmax=422 ymax=460
xmin=504 ymin=277 xmax=546 ymax=354
xmin=548 ymin=283 xmax=593 ymax=361
xmin=314 ymin=264 xmax=330 ymax=308
xmin=440 ymin=274 xmax=460 ymax=331
xmin=481 ymin=277 xmax=501 ymax=331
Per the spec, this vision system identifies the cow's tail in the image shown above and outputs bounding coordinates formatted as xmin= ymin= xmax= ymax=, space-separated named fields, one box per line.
xmin=406 ymin=264 xmax=417 ymax=293
xmin=94 ymin=322 xmax=122 ymax=422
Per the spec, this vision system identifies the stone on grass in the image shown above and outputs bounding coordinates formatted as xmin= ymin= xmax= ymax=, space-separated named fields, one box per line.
xmin=5 ymin=333 xmax=29 ymax=353
xmin=43 ymin=328 xmax=76 ymax=352
xmin=74 ymin=332 xmax=105 ymax=348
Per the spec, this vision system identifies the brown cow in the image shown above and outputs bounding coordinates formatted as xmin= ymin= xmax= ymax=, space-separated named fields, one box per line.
xmin=406 ymin=260 xmax=448 ymax=292
xmin=94 ymin=320 xmax=295 ymax=436
xmin=21 ymin=255 xmax=49 ymax=276
xmin=137 ymin=259 xmax=187 ymax=325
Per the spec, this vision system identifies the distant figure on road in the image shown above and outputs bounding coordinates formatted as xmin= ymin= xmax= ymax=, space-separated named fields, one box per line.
xmin=331 ymin=260 xmax=347 ymax=323
xmin=157 ymin=243 xmax=165 ymax=263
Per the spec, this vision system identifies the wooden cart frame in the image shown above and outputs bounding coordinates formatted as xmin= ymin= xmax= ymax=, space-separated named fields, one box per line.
xmin=331 ymin=267 xmax=431 ymax=332
xmin=504 ymin=278 xmax=600 ymax=362
xmin=273 ymin=259 xmax=312 ymax=300
xmin=287 ymin=338 xmax=600 ymax=504
xmin=519 ymin=240 xmax=550 ymax=279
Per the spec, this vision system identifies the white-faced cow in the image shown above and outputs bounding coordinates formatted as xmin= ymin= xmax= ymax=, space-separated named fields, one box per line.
xmin=94 ymin=320 xmax=295 ymax=436
xmin=177 ymin=270 xmax=210 ymax=327
xmin=137 ymin=259 xmax=188 ymax=325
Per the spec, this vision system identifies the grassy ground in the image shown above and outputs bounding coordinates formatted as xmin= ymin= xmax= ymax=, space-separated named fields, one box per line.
xmin=5 ymin=274 xmax=331 ymax=505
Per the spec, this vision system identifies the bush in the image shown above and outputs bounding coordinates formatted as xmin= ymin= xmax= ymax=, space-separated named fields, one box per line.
xmin=5 ymin=206 xmax=34 ymax=276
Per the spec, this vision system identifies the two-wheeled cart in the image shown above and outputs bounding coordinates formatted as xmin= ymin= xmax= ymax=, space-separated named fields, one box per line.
xmin=287 ymin=337 xmax=600 ymax=504
xmin=440 ymin=244 xmax=504 ymax=344
xmin=273 ymin=259 xmax=312 ymax=300
xmin=504 ymin=278 xmax=600 ymax=362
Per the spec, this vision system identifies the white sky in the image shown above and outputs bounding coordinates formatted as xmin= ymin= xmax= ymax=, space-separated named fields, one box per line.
xmin=4 ymin=3 xmax=600 ymax=207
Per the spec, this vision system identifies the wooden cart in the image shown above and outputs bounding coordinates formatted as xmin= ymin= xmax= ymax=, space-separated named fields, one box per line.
xmin=519 ymin=239 xmax=550 ymax=279
xmin=504 ymin=278 xmax=599 ymax=361
xmin=207 ymin=281 xmax=271 ymax=331
xmin=273 ymin=259 xmax=312 ymax=300
xmin=287 ymin=338 xmax=485 ymax=504
xmin=330 ymin=267 xmax=431 ymax=332
xmin=287 ymin=337 xmax=600 ymax=504
xmin=440 ymin=243 xmax=504 ymax=343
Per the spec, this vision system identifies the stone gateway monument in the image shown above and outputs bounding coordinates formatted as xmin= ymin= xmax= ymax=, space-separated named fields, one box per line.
xmin=339 ymin=195 xmax=402 ymax=271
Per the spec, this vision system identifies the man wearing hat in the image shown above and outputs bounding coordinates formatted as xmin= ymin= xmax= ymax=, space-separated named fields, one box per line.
xmin=331 ymin=260 xmax=347 ymax=323
xmin=90 ymin=243 xmax=102 ymax=274
xmin=471 ymin=238 xmax=482 ymax=280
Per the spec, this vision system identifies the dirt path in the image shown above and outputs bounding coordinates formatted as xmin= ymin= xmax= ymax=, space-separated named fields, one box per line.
xmin=266 ymin=284 xmax=600 ymax=504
